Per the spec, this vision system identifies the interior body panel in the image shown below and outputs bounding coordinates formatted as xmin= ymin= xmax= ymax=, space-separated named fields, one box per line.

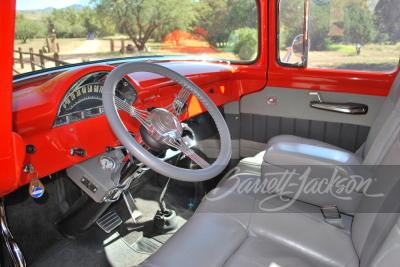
xmin=239 ymin=86 xmax=385 ymax=157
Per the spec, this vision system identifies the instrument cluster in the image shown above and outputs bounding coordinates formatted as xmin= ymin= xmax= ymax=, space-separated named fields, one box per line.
xmin=53 ymin=71 xmax=137 ymax=127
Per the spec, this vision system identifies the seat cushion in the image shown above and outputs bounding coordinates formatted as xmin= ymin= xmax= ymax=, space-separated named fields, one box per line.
xmin=224 ymin=236 xmax=321 ymax=267
xmin=266 ymin=135 xmax=353 ymax=154
xmin=216 ymin=151 xmax=264 ymax=188
xmin=139 ymin=184 xmax=358 ymax=267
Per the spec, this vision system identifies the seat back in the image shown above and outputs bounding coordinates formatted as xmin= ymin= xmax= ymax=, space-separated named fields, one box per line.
xmin=362 ymin=71 xmax=400 ymax=167
xmin=352 ymin=129 xmax=400 ymax=267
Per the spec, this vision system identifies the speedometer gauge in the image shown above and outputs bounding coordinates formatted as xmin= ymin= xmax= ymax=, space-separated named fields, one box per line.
xmin=53 ymin=71 xmax=138 ymax=127
xmin=98 ymin=156 xmax=115 ymax=171
xmin=60 ymin=83 xmax=103 ymax=114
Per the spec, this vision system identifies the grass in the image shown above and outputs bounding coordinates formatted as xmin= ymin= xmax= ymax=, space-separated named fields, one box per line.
xmin=280 ymin=43 xmax=400 ymax=72
xmin=326 ymin=44 xmax=354 ymax=53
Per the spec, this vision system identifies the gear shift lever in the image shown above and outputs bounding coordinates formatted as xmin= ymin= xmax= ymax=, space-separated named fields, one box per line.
xmin=153 ymin=154 xmax=181 ymax=234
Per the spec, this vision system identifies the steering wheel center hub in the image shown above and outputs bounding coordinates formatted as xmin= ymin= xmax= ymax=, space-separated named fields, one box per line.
xmin=147 ymin=108 xmax=183 ymax=142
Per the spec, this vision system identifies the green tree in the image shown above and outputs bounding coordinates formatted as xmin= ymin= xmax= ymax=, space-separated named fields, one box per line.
xmin=197 ymin=0 xmax=257 ymax=48
xmin=80 ymin=7 xmax=100 ymax=34
xmin=373 ymin=0 xmax=400 ymax=44
xmin=344 ymin=0 xmax=373 ymax=52
xmin=309 ymin=1 xmax=331 ymax=51
xmin=15 ymin=17 xmax=41 ymax=43
xmin=71 ymin=24 xmax=86 ymax=37
xmin=53 ymin=18 xmax=72 ymax=38
xmin=92 ymin=0 xmax=199 ymax=51
xmin=228 ymin=27 xmax=257 ymax=60
xmin=279 ymin=0 xmax=304 ymax=48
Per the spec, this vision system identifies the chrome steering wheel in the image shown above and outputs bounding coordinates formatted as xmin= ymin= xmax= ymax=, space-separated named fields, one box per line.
xmin=102 ymin=62 xmax=231 ymax=182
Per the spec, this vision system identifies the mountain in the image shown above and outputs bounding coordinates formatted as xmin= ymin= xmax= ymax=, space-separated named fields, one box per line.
xmin=42 ymin=4 xmax=83 ymax=11
xmin=16 ymin=4 xmax=83 ymax=21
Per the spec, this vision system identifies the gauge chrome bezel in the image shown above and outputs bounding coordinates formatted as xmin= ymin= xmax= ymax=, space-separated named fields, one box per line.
xmin=53 ymin=71 xmax=137 ymax=128
xmin=98 ymin=156 xmax=116 ymax=171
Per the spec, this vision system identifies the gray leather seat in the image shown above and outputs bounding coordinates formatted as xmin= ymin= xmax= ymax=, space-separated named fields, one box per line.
xmin=265 ymin=71 xmax=400 ymax=169
xmin=137 ymin=76 xmax=400 ymax=267
xmin=138 ymin=131 xmax=400 ymax=267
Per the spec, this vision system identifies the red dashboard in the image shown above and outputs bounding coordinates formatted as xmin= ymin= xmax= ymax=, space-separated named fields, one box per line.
xmin=10 ymin=61 xmax=266 ymax=191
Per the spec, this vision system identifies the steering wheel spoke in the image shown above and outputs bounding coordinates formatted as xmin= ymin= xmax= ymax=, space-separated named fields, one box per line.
xmin=114 ymin=96 xmax=151 ymax=129
xmin=165 ymin=137 xmax=210 ymax=169
xmin=165 ymin=88 xmax=191 ymax=119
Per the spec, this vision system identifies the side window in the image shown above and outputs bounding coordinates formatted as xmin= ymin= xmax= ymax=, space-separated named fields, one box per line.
xmin=278 ymin=0 xmax=400 ymax=73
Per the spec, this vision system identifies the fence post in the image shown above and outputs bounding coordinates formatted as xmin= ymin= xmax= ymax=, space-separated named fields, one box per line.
xmin=110 ymin=39 xmax=114 ymax=52
xmin=121 ymin=39 xmax=125 ymax=54
xmin=39 ymin=49 xmax=45 ymax=68
xmin=29 ymin=48 xmax=35 ymax=71
xmin=54 ymin=53 xmax=60 ymax=67
xmin=18 ymin=47 xmax=24 ymax=69
xmin=57 ymin=43 xmax=60 ymax=53
xmin=46 ymin=38 xmax=51 ymax=52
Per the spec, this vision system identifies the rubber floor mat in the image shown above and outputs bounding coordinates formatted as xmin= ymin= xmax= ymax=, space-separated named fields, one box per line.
xmin=32 ymin=227 xmax=149 ymax=267
xmin=131 ymin=236 xmax=162 ymax=254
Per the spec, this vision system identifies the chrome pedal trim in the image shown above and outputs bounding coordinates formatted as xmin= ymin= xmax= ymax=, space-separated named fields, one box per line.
xmin=96 ymin=210 xmax=122 ymax=233
xmin=0 ymin=198 xmax=26 ymax=267
xmin=123 ymin=191 xmax=142 ymax=223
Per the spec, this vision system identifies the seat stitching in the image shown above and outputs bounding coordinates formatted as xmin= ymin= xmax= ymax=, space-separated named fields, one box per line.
xmin=247 ymin=196 xmax=257 ymax=230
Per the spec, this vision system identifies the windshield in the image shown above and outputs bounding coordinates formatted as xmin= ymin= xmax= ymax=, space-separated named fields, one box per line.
xmin=13 ymin=0 xmax=259 ymax=76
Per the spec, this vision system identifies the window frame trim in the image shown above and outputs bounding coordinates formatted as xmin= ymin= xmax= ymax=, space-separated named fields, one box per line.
xmin=276 ymin=0 xmax=310 ymax=68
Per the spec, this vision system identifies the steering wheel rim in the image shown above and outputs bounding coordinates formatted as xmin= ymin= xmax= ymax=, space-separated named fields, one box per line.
xmin=102 ymin=62 xmax=232 ymax=182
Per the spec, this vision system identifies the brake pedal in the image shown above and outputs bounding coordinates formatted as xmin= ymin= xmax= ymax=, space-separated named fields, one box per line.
xmin=96 ymin=210 xmax=122 ymax=233
xmin=123 ymin=191 xmax=142 ymax=223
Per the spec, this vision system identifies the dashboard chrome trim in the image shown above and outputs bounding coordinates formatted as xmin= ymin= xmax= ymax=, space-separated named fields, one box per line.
xmin=53 ymin=106 xmax=104 ymax=128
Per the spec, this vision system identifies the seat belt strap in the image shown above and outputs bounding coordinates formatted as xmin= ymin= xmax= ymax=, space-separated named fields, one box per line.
xmin=321 ymin=206 xmax=345 ymax=229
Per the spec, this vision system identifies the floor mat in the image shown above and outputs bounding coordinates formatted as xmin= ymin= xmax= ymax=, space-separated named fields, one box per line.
xmin=0 ymin=176 xmax=81 ymax=266
xmin=4 ymin=170 xmax=203 ymax=266
xmin=32 ymin=227 xmax=149 ymax=267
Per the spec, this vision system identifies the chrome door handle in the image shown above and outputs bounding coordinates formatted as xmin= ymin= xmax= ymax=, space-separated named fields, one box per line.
xmin=310 ymin=101 xmax=368 ymax=114
xmin=308 ymin=91 xmax=368 ymax=114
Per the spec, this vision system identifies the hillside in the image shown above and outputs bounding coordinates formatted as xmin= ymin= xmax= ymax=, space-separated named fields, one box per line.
xmin=17 ymin=4 xmax=83 ymax=21
xmin=16 ymin=10 xmax=52 ymax=21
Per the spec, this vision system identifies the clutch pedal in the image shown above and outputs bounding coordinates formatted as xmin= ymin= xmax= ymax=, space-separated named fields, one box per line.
xmin=96 ymin=210 xmax=122 ymax=233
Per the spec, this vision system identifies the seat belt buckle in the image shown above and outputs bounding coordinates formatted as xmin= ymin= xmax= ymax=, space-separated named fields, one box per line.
xmin=321 ymin=206 xmax=345 ymax=229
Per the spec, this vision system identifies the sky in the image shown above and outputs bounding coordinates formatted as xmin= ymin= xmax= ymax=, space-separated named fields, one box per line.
xmin=16 ymin=0 xmax=81 ymax=10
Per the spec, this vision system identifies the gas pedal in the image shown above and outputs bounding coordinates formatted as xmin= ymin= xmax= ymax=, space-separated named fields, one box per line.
xmin=96 ymin=210 xmax=122 ymax=233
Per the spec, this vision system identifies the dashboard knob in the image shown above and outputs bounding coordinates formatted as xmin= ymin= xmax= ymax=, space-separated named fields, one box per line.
xmin=26 ymin=145 xmax=36 ymax=154
xmin=71 ymin=148 xmax=86 ymax=157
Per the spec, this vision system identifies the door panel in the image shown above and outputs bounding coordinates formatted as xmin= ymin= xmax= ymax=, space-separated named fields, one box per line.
xmin=239 ymin=86 xmax=385 ymax=157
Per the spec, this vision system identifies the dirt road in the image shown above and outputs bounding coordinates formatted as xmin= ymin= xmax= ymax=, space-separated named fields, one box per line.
xmin=72 ymin=40 xmax=101 ymax=54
